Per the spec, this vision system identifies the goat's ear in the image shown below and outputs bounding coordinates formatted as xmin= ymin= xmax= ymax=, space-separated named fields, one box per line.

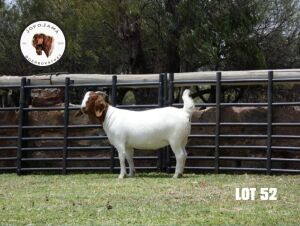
xmin=95 ymin=91 xmax=110 ymax=103
xmin=94 ymin=98 xmax=105 ymax=118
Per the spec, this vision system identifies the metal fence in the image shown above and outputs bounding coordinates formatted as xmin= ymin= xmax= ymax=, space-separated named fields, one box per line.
xmin=0 ymin=71 xmax=300 ymax=174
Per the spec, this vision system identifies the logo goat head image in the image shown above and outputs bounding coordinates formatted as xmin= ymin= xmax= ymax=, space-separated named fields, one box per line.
xmin=32 ymin=33 xmax=53 ymax=57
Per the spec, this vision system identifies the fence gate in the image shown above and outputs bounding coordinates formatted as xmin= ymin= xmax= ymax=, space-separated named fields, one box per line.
xmin=0 ymin=71 xmax=300 ymax=174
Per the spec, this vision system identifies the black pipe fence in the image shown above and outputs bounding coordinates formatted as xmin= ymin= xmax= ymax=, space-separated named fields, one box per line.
xmin=0 ymin=71 xmax=300 ymax=174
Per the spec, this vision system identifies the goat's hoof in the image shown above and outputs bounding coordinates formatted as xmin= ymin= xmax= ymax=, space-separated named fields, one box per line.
xmin=118 ymin=174 xmax=126 ymax=179
xmin=173 ymin=173 xmax=183 ymax=178
xmin=128 ymin=170 xmax=136 ymax=177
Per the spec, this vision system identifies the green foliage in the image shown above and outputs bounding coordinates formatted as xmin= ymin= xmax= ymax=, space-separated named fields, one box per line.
xmin=0 ymin=0 xmax=299 ymax=75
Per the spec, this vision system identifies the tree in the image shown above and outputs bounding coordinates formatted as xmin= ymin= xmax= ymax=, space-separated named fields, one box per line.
xmin=255 ymin=0 xmax=300 ymax=68
xmin=0 ymin=0 xmax=299 ymax=76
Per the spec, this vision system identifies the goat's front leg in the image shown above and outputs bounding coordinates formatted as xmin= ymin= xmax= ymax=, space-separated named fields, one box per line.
xmin=170 ymin=143 xmax=187 ymax=178
xmin=125 ymin=148 xmax=135 ymax=177
xmin=116 ymin=146 xmax=127 ymax=179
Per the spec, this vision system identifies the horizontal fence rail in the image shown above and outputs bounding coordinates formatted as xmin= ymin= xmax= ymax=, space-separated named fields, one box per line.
xmin=0 ymin=71 xmax=300 ymax=174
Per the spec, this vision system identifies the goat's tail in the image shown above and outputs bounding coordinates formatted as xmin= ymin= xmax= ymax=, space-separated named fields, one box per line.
xmin=182 ymin=89 xmax=194 ymax=115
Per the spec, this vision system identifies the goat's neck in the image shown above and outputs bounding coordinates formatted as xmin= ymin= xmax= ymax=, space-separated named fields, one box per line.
xmin=102 ymin=105 xmax=115 ymax=131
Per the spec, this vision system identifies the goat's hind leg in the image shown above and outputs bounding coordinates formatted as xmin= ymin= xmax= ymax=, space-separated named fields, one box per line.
xmin=125 ymin=148 xmax=136 ymax=177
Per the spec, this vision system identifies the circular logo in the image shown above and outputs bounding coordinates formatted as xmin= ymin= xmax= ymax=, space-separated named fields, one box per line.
xmin=20 ymin=21 xmax=66 ymax=66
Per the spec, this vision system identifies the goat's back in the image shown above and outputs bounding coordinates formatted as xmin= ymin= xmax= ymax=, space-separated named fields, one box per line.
xmin=104 ymin=106 xmax=191 ymax=149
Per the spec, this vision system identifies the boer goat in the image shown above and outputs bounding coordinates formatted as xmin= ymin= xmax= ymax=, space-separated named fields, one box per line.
xmin=78 ymin=90 xmax=194 ymax=178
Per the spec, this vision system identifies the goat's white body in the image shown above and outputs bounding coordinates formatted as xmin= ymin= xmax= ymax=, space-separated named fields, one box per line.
xmin=103 ymin=106 xmax=191 ymax=150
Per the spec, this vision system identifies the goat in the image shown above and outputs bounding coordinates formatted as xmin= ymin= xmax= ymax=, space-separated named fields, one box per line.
xmin=78 ymin=90 xmax=194 ymax=178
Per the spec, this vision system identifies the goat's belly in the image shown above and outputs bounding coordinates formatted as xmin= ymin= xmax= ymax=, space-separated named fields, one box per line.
xmin=126 ymin=136 xmax=169 ymax=150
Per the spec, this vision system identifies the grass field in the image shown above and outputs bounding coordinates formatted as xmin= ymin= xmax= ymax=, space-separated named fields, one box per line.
xmin=0 ymin=173 xmax=299 ymax=225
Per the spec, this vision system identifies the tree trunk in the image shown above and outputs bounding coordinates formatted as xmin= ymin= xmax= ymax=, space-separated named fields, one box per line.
xmin=165 ymin=0 xmax=182 ymax=73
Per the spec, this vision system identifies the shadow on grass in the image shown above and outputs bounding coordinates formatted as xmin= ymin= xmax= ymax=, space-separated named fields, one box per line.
xmin=6 ymin=171 xmax=196 ymax=179
xmin=134 ymin=172 xmax=196 ymax=179
xmin=136 ymin=173 xmax=171 ymax=178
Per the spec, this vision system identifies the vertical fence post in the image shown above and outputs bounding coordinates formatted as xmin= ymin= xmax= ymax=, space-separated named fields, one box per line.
xmin=267 ymin=71 xmax=273 ymax=175
xmin=158 ymin=74 xmax=164 ymax=106
xmin=163 ymin=73 xmax=168 ymax=106
xmin=62 ymin=77 xmax=70 ymax=175
xmin=215 ymin=72 xmax=221 ymax=173
xmin=25 ymin=79 xmax=31 ymax=108
xmin=16 ymin=77 xmax=26 ymax=175
xmin=110 ymin=75 xmax=117 ymax=173
xmin=157 ymin=74 xmax=165 ymax=172
xmin=21 ymin=79 xmax=31 ymax=165
xmin=166 ymin=73 xmax=174 ymax=173
xmin=162 ymin=73 xmax=168 ymax=172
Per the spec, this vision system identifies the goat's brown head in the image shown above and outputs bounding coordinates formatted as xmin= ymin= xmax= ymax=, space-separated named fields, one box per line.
xmin=77 ymin=91 xmax=109 ymax=123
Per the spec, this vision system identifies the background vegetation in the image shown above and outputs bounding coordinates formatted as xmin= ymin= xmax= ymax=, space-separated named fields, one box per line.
xmin=0 ymin=0 xmax=299 ymax=76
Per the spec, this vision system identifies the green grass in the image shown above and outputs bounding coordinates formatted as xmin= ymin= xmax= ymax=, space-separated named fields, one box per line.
xmin=0 ymin=173 xmax=299 ymax=225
